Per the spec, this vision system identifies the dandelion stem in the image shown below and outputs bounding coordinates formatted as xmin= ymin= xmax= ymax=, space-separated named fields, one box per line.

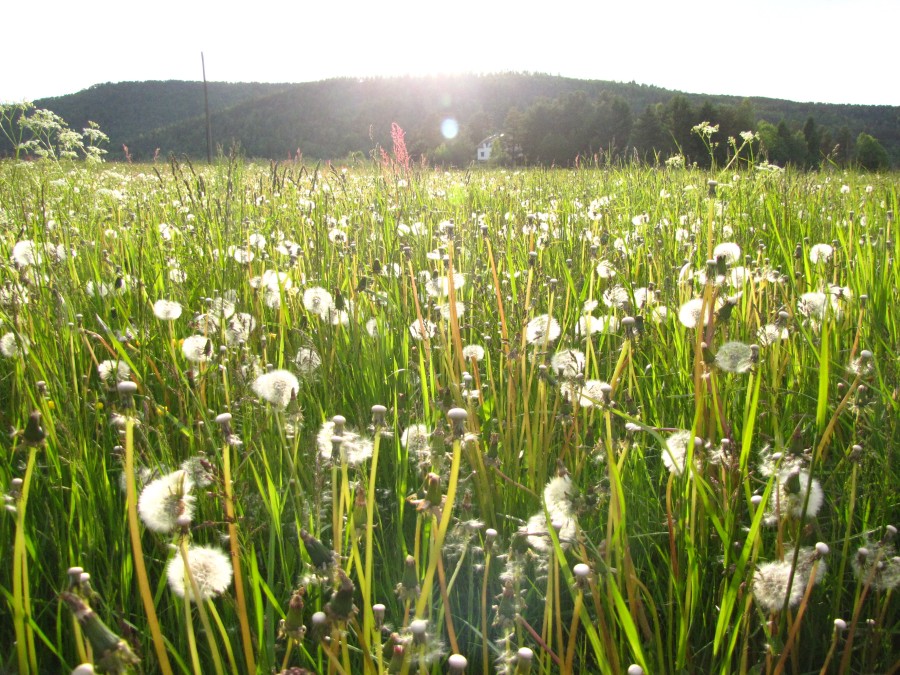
xmin=221 ymin=438 xmax=257 ymax=675
xmin=124 ymin=418 xmax=174 ymax=675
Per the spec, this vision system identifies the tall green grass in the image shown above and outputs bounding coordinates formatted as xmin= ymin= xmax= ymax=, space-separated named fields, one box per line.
xmin=0 ymin=156 xmax=897 ymax=674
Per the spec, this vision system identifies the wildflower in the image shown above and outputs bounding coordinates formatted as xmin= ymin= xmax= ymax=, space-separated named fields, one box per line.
xmin=462 ymin=344 xmax=485 ymax=361
xmin=0 ymin=332 xmax=28 ymax=358
xmin=544 ymin=475 xmax=576 ymax=513
xmin=409 ymin=319 xmax=437 ymax=340
xmin=251 ymin=369 xmax=299 ymax=409
xmin=225 ymin=313 xmax=256 ymax=344
xmin=851 ymin=541 xmax=900 ymax=591
xmin=325 ymin=569 xmax=357 ymax=622
xmin=11 ymin=240 xmax=39 ymax=267
xmin=561 ymin=379 xmax=610 ymax=408
xmin=550 ymin=349 xmax=585 ymax=379
xmin=662 ymin=430 xmax=695 ymax=476
xmin=181 ymin=335 xmax=212 ymax=363
xmin=97 ymin=359 xmax=131 ymax=385
xmin=521 ymin=474 xmax=578 ymax=553
xmin=209 ymin=296 xmax=236 ymax=320
xmin=594 ymin=260 xmax=616 ymax=278
xmin=678 ymin=298 xmax=710 ymax=328
xmin=437 ymin=302 xmax=466 ymax=321
xmin=153 ymin=299 xmax=182 ymax=321
xmin=576 ymin=314 xmax=618 ymax=336
xmin=525 ymin=314 xmax=560 ymax=345
xmin=425 ymin=273 xmax=466 ymax=298
xmin=757 ymin=324 xmax=789 ymax=346
xmin=316 ymin=420 xmax=374 ymax=466
xmin=809 ymin=243 xmax=834 ymax=264
xmin=714 ymin=341 xmax=755 ymax=374
xmin=294 ymin=347 xmax=322 ymax=377
xmin=327 ymin=228 xmax=347 ymax=244
xmin=365 ymin=317 xmax=379 ymax=337
xmin=713 ymin=242 xmax=741 ymax=264
xmin=602 ymin=285 xmax=630 ymax=309
xmin=753 ymin=558 xmax=809 ymax=612
xmin=401 ymin=424 xmax=431 ymax=458
xmin=767 ymin=469 xmax=824 ymax=523
xmin=137 ymin=470 xmax=195 ymax=533
xmin=166 ymin=545 xmax=233 ymax=600
xmin=303 ymin=287 xmax=334 ymax=318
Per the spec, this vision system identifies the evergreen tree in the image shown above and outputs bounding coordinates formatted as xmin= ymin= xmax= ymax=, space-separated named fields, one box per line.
xmin=803 ymin=117 xmax=821 ymax=168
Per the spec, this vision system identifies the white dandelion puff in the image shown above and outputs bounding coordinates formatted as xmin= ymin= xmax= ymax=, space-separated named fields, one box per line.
xmin=550 ymin=349 xmax=585 ymax=379
xmin=809 ymin=243 xmax=834 ymax=264
xmin=752 ymin=559 xmax=807 ymax=613
xmin=409 ymin=319 xmax=437 ymax=340
xmin=303 ymin=287 xmax=334 ymax=318
xmin=713 ymin=242 xmax=741 ymax=264
xmin=462 ymin=344 xmax=485 ymax=361
xmin=153 ymin=299 xmax=183 ymax=321
xmin=0 ymin=332 xmax=28 ymax=358
xmin=166 ymin=545 xmax=233 ymax=601
xmin=252 ymin=370 xmax=299 ymax=409
xmin=525 ymin=314 xmax=560 ymax=345
xmin=714 ymin=341 xmax=755 ymax=374
xmin=137 ymin=470 xmax=195 ymax=533
xmin=294 ymin=347 xmax=322 ymax=377
xmin=97 ymin=359 xmax=131 ymax=385
xmin=181 ymin=335 xmax=212 ymax=363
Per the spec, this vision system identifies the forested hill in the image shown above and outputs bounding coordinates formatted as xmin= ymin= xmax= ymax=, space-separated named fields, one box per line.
xmin=29 ymin=73 xmax=899 ymax=167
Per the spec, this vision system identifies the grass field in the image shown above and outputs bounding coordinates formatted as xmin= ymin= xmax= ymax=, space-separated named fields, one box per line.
xmin=0 ymin=155 xmax=897 ymax=674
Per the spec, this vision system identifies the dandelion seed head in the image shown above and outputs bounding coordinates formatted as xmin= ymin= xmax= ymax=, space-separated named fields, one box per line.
xmin=851 ymin=541 xmax=900 ymax=591
xmin=753 ymin=559 xmax=806 ymax=612
xmin=678 ymin=298 xmax=708 ymax=328
xmin=97 ymin=359 xmax=131 ymax=384
xmin=758 ymin=324 xmax=789 ymax=346
xmin=662 ymin=430 xmax=695 ymax=476
xmin=137 ymin=470 xmax=195 ymax=533
xmin=166 ymin=545 xmax=233 ymax=600
xmin=462 ymin=344 xmax=485 ymax=361
xmin=544 ymin=475 xmax=576 ymax=514
xmin=713 ymin=242 xmax=741 ymax=264
xmin=182 ymin=335 xmax=212 ymax=363
xmin=153 ymin=299 xmax=183 ymax=321
xmin=550 ymin=349 xmax=585 ymax=379
xmin=525 ymin=314 xmax=560 ymax=345
xmin=602 ymin=285 xmax=630 ymax=309
xmin=714 ymin=341 xmax=754 ymax=374
xmin=251 ymin=369 xmax=299 ymax=408
xmin=809 ymin=243 xmax=834 ymax=264
xmin=294 ymin=347 xmax=322 ymax=377
xmin=409 ymin=319 xmax=437 ymax=340
xmin=0 ymin=332 xmax=27 ymax=358
xmin=303 ymin=287 xmax=334 ymax=318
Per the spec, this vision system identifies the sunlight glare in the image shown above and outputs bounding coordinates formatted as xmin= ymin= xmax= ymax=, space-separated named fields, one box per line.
xmin=441 ymin=118 xmax=459 ymax=140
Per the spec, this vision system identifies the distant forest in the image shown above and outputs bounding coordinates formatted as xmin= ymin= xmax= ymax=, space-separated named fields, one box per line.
xmin=12 ymin=73 xmax=900 ymax=168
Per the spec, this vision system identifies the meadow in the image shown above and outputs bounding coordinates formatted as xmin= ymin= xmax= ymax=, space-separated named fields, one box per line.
xmin=0 ymin=152 xmax=897 ymax=674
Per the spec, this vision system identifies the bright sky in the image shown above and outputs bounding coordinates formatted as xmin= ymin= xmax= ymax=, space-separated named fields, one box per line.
xmin=2 ymin=0 xmax=897 ymax=106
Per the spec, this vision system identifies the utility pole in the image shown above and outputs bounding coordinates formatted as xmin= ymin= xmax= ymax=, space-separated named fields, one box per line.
xmin=202 ymin=52 xmax=212 ymax=163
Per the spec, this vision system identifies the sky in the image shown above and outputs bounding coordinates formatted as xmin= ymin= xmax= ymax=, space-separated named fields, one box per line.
xmin=2 ymin=0 xmax=898 ymax=106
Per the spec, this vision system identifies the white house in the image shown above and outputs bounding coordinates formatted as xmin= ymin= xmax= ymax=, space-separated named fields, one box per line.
xmin=476 ymin=134 xmax=503 ymax=162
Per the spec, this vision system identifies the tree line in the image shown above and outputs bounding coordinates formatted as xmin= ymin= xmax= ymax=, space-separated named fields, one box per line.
xmin=4 ymin=75 xmax=896 ymax=169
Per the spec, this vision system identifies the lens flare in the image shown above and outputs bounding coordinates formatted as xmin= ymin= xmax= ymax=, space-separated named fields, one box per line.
xmin=441 ymin=118 xmax=459 ymax=140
